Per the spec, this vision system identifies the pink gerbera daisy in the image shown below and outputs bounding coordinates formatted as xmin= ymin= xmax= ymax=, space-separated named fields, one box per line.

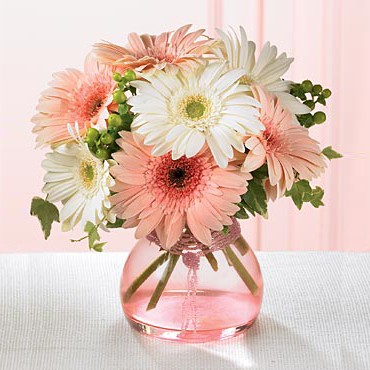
xmin=32 ymin=54 xmax=116 ymax=146
xmin=110 ymin=132 xmax=250 ymax=249
xmin=93 ymin=24 xmax=214 ymax=73
xmin=242 ymin=86 xmax=326 ymax=197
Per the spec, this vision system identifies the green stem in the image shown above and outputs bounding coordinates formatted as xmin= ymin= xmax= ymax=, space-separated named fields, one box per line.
xmin=234 ymin=236 xmax=250 ymax=256
xmin=205 ymin=251 xmax=219 ymax=271
xmin=70 ymin=213 xmax=109 ymax=244
xmin=70 ymin=235 xmax=89 ymax=243
xmin=123 ymin=252 xmax=169 ymax=303
xmin=224 ymin=246 xmax=259 ymax=296
xmin=70 ymin=205 xmax=118 ymax=244
xmin=146 ymin=254 xmax=180 ymax=311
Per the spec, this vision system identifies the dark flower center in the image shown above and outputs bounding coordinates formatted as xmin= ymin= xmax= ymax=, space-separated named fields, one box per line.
xmin=168 ymin=167 xmax=186 ymax=188
xmin=147 ymin=153 xmax=210 ymax=200
xmin=88 ymin=98 xmax=103 ymax=117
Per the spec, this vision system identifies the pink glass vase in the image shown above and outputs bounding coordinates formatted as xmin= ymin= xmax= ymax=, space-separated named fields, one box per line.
xmin=120 ymin=219 xmax=263 ymax=343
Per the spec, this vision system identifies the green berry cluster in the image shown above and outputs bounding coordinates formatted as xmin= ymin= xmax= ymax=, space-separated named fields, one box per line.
xmin=85 ymin=70 xmax=137 ymax=160
xmin=85 ymin=127 xmax=115 ymax=160
xmin=290 ymin=80 xmax=331 ymax=128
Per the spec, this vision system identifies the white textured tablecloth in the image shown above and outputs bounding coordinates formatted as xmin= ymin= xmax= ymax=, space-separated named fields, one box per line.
xmin=0 ymin=252 xmax=369 ymax=370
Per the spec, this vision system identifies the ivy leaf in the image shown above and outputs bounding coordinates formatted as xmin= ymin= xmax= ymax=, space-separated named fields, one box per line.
xmin=285 ymin=180 xmax=312 ymax=210
xmin=30 ymin=197 xmax=60 ymax=240
xmin=241 ymin=178 xmax=268 ymax=217
xmin=84 ymin=221 xmax=106 ymax=252
xmin=91 ymin=242 xmax=106 ymax=252
xmin=322 ymin=146 xmax=343 ymax=160
xmin=251 ymin=164 xmax=268 ymax=180
xmin=286 ymin=180 xmax=325 ymax=210
xmin=303 ymin=186 xmax=325 ymax=208
xmin=106 ymin=218 xmax=124 ymax=228
xmin=235 ymin=206 xmax=250 ymax=219
xmin=235 ymin=170 xmax=268 ymax=220
xmin=84 ymin=221 xmax=98 ymax=248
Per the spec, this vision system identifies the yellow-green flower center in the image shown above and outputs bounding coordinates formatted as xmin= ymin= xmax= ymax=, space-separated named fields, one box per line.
xmin=239 ymin=74 xmax=255 ymax=85
xmin=186 ymin=101 xmax=205 ymax=119
xmin=179 ymin=95 xmax=210 ymax=122
xmin=79 ymin=159 xmax=97 ymax=190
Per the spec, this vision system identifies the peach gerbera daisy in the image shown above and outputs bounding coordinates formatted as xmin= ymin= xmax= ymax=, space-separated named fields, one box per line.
xmin=242 ymin=87 xmax=326 ymax=197
xmin=32 ymin=54 xmax=116 ymax=146
xmin=93 ymin=24 xmax=214 ymax=73
xmin=110 ymin=132 xmax=250 ymax=249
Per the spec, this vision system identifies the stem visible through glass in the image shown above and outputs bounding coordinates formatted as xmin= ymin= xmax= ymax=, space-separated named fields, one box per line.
xmin=124 ymin=237 xmax=257 ymax=310
xmin=224 ymin=245 xmax=258 ymax=295
xmin=205 ymin=250 xmax=218 ymax=271
xmin=146 ymin=254 xmax=180 ymax=311
xmin=123 ymin=251 xmax=169 ymax=303
xmin=234 ymin=235 xmax=250 ymax=256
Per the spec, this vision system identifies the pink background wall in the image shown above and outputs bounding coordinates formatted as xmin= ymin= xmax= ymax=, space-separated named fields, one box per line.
xmin=0 ymin=0 xmax=369 ymax=253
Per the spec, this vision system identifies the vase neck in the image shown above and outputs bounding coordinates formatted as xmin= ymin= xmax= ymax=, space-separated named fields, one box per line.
xmin=146 ymin=218 xmax=241 ymax=256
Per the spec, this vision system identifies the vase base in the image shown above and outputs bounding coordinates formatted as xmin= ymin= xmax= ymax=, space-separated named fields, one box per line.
xmin=122 ymin=289 xmax=261 ymax=343
xmin=125 ymin=316 xmax=257 ymax=343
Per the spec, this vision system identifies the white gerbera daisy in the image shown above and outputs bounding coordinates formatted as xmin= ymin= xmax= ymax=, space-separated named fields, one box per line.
xmin=129 ymin=62 xmax=263 ymax=168
xmin=42 ymin=141 xmax=115 ymax=231
xmin=216 ymin=27 xmax=310 ymax=115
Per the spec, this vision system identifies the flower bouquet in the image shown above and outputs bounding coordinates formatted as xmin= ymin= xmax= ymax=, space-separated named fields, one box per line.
xmin=30 ymin=25 xmax=341 ymax=342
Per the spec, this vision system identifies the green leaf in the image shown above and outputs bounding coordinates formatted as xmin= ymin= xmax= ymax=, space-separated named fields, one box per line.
xmin=106 ymin=218 xmax=124 ymax=228
xmin=234 ymin=204 xmax=250 ymax=219
xmin=30 ymin=197 xmax=60 ymax=239
xmin=251 ymin=164 xmax=268 ymax=180
xmin=91 ymin=242 xmax=106 ymax=252
xmin=84 ymin=221 xmax=97 ymax=245
xmin=303 ymin=186 xmax=325 ymax=208
xmin=285 ymin=180 xmax=312 ymax=210
xmin=241 ymin=178 xmax=268 ymax=217
xmin=286 ymin=180 xmax=325 ymax=210
xmin=236 ymin=170 xmax=268 ymax=219
xmin=322 ymin=146 xmax=343 ymax=160
xmin=84 ymin=221 xmax=106 ymax=251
